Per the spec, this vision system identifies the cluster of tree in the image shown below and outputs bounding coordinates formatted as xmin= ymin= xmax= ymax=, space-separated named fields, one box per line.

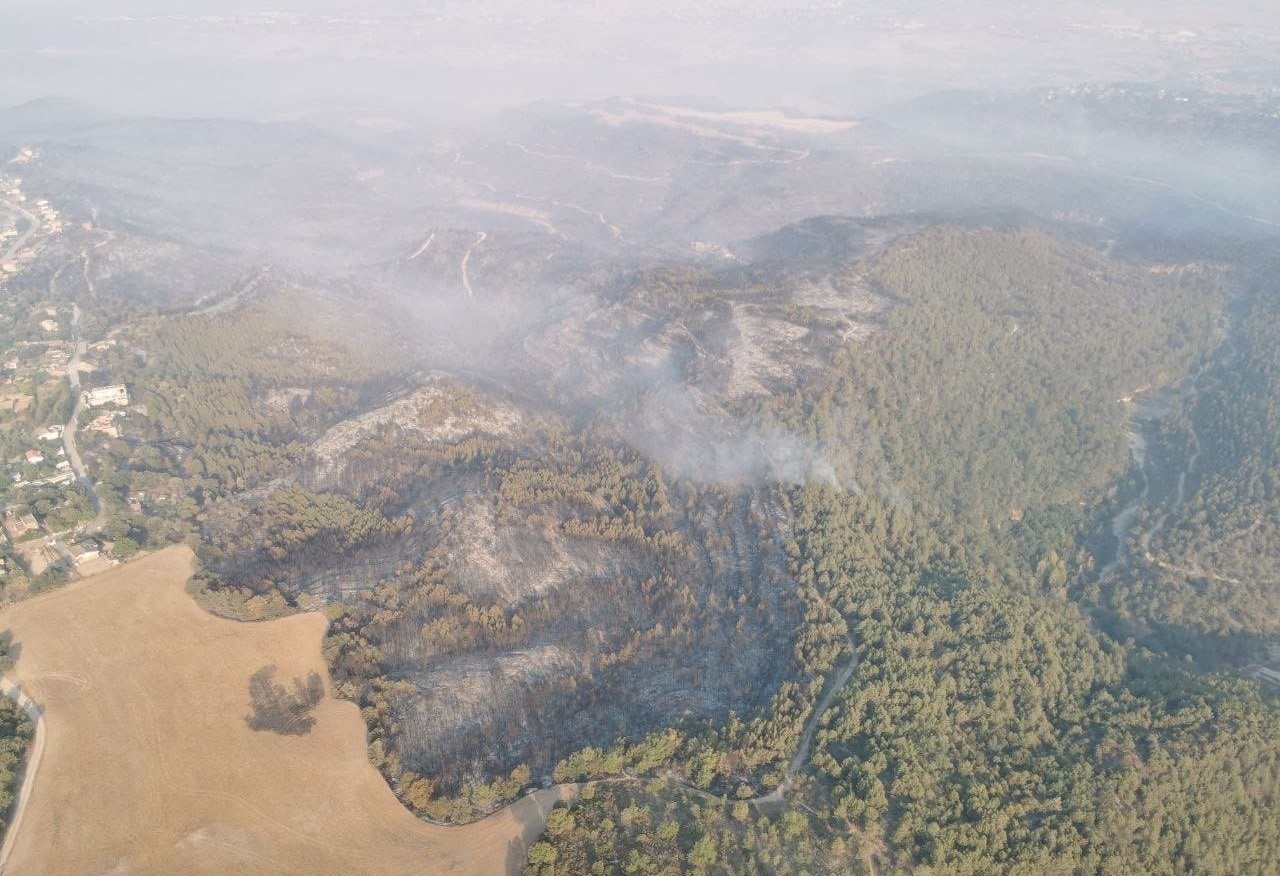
xmin=530 ymin=226 xmax=1279 ymax=873
xmin=83 ymin=217 xmax=1278 ymax=873
xmin=526 ymin=782 xmax=860 ymax=876
xmin=24 ymin=483 xmax=94 ymax=532
xmin=183 ymin=376 xmax=811 ymax=824
xmin=124 ymin=290 xmax=380 ymax=385
xmin=315 ymin=431 xmax=792 ymax=820
xmin=1112 ymin=282 xmax=1280 ymax=642
xmin=791 ymin=483 xmax=1280 ymax=874
xmin=203 ymin=484 xmax=401 ymax=567
xmin=371 ymin=754 xmax=534 ymax=825
xmin=0 ymin=378 xmax=72 ymax=436
xmin=0 ymin=698 xmax=32 ymax=835
xmin=755 ymin=226 xmax=1224 ymax=539
xmin=31 ymin=284 xmax=422 ymax=569
xmin=493 ymin=448 xmax=686 ymax=555
xmin=91 ymin=287 xmax=399 ymax=517
xmin=569 ymin=224 xmax=1235 ymax=799
xmin=0 ymin=636 xmax=34 ymax=835
xmin=536 ymin=482 xmax=1280 ymax=874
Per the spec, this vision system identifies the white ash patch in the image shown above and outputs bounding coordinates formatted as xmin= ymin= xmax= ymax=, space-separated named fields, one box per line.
xmin=258 ymin=386 xmax=312 ymax=416
xmin=310 ymin=381 xmax=522 ymax=466
xmin=440 ymin=500 xmax=616 ymax=605
xmin=721 ymin=305 xmax=811 ymax=400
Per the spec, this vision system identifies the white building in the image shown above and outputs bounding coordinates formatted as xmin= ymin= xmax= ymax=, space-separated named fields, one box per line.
xmin=84 ymin=384 xmax=129 ymax=408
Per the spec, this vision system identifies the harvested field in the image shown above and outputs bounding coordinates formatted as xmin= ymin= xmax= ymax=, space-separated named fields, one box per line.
xmin=0 ymin=546 xmax=569 ymax=875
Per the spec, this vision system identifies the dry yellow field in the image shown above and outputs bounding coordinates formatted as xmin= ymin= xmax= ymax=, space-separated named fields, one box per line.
xmin=0 ymin=545 xmax=570 ymax=875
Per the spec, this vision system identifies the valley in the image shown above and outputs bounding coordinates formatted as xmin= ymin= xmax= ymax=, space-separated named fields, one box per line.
xmin=0 ymin=80 xmax=1276 ymax=875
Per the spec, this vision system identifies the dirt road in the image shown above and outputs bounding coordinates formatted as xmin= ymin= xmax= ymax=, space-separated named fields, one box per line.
xmin=460 ymin=231 xmax=486 ymax=299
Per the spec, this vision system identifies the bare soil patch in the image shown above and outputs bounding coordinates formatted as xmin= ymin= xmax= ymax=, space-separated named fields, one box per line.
xmin=0 ymin=546 xmax=568 ymax=875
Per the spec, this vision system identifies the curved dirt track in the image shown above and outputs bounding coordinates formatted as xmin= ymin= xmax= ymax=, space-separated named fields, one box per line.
xmin=0 ymin=547 xmax=570 ymax=875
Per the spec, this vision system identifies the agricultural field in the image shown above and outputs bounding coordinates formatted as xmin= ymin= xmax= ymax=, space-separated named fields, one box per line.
xmin=0 ymin=547 xmax=567 ymax=875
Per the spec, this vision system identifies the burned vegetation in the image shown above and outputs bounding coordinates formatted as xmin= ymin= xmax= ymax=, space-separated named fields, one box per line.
xmin=245 ymin=665 xmax=325 ymax=737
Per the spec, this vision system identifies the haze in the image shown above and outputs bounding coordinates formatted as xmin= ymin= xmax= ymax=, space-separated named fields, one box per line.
xmin=4 ymin=1 xmax=1279 ymax=119
xmin=1 ymin=3 xmax=1278 ymax=876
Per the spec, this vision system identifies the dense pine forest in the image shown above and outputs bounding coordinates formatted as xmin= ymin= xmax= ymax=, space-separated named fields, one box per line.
xmin=4 ymin=81 xmax=1278 ymax=875
xmin=74 ymin=221 xmax=1280 ymax=864
xmin=1111 ymin=279 xmax=1280 ymax=645
xmin=521 ymin=231 xmax=1280 ymax=874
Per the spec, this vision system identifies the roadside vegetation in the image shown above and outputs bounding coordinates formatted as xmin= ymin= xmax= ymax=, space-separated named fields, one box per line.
xmin=0 ymin=697 xmax=32 ymax=838
xmin=0 ymin=636 xmax=33 ymax=838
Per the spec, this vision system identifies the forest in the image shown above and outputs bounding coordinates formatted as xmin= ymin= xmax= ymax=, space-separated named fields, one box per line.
xmin=522 ymin=227 xmax=1280 ymax=874
xmin=759 ymin=226 xmax=1224 ymax=533
xmin=3 ymin=61 xmax=1280 ymax=876
xmin=1109 ymin=278 xmax=1280 ymax=646
xmin=528 ymin=483 xmax=1280 ymax=875
xmin=55 ymin=213 xmax=1279 ymax=871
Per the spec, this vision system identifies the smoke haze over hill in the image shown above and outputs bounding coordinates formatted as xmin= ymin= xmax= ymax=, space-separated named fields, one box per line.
xmin=4 ymin=1 xmax=1279 ymax=118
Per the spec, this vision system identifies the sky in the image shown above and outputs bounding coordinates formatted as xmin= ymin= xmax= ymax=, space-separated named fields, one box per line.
xmin=2 ymin=2 xmax=1277 ymax=120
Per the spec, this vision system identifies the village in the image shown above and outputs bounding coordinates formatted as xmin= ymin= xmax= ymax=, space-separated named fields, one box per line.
xmin=0 ymin=158 xmax=144 ymax=596
xmin=0 ymin=346 xmax=133 ymax=588
xmin=0 ymin=157 xmax=63 ymax=277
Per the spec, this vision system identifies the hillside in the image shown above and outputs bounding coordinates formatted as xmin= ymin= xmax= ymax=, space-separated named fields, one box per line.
xmin=0 ymin=84 xmax=1276 ymax=876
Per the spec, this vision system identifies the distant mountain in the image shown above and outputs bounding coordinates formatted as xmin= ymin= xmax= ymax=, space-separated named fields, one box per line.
xmin=0 ymin=96 xmax=122 ymax=140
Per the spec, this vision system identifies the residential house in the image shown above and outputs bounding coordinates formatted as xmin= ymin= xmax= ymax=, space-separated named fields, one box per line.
xmin=69 ymin=541 xmax=100 ymax=565
xmin=87 ymin=412 xmax=122 ymax=437
xmin=2 ymin=509 xmax=40 ymax=542
xmin=84 ymin=384 xmax=129 ymax=408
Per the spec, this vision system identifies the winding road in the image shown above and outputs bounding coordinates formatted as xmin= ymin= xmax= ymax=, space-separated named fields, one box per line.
xmin=190 ymin=265 xmax=270 ymax=317
xmin=55 ymin=233 xmax=117 ymax=536
xmin=753 ymin=647 xmax=860 ymax=806
xmin=504 ymin=141 xmax=667 ymax=185
xmin=1134 ymin=319 xmax=1249 ymax=586
xmin=60 ymin=302 xmax=106 ymax=535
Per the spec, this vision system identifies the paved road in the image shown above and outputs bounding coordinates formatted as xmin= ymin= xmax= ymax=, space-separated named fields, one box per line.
xmin=60 ymin=302 xmax=106 ymax=535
